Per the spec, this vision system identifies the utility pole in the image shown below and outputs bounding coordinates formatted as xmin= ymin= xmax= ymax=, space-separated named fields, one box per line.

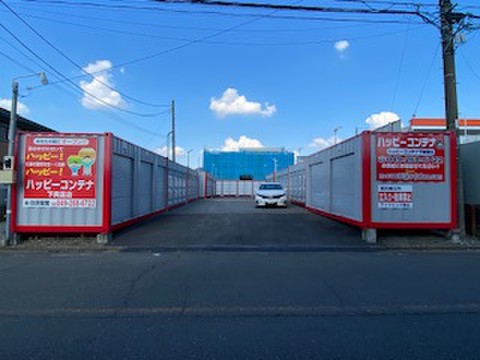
xmin=439 ymin=0 xmax=466 ymax=237
xmin=4 ymin=80 xmax=19 ymax=246
xmin=171 ymin=99 xmax=176 ymax=163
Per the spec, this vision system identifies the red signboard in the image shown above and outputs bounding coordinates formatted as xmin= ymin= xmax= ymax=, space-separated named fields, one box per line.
xmin=376 ymin=133 xmax=445 ymax=182
xmin=23 ymin=135 xmax=97 ymax=208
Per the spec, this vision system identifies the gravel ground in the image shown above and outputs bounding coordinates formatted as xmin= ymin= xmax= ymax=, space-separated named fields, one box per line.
xmin=0 ymin=236 xmax=121 ymax=252
xmin=378 ymin=230 xmax=480 ymax=249
xmin=0 ymin=226 xmax=479 ymax=253
xmin=1 ymin=232 xmax=479 ymax=252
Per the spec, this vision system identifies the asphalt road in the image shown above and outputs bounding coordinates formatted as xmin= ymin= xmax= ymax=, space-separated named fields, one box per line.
xmin=2 ymin=251 xmax=480 ymax=359
xmin=113 ymin=198 xmax=365 ymax=250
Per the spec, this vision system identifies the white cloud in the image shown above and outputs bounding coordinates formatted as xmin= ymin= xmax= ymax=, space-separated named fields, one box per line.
xmin=0 ymin=98 xmax=30 ymax=116
xmin=365 ymin=111 xmax=400 ymax=130
xmin=154 ymin=145 xmax=185 ymax=158
xmin=221 ymin=135 xmax=264 ymax=151
xmin=334 ymin=40 xmax=350 ymax=53
xmin=79 ymin=60 xmax=126 ymax=109
xmin=210 ymin=88 xmax=276 ymax=118
xmin=310 ymin=136 xmax=340 ymax=150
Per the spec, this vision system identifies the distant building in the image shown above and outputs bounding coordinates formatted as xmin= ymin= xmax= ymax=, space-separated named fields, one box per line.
xmin=410 ymin=117 xmax=480 ymax=144
xmin=0 ymin=108 xmax=55 ymax=166
xmin=203 ymin=148 xmax=294 ymax=180
xmin=0 ymin=108 xmax=55 ymax=214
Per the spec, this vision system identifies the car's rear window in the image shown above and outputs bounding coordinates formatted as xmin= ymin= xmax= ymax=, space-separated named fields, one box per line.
xmin=259 ymin=184 xmax=283 ymax=190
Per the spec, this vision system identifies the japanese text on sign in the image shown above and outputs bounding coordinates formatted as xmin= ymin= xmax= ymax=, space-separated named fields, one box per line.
xmin=23 ymin=135 xmax=98 ymax=208
xmin=378 ymin=185 xmax=413 ymax=209
xmin=376 ymin=133 xmax=445 ymax=182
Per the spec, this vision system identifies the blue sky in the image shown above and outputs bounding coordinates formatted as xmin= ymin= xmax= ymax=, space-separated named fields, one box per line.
xmin=1 ymin=0 xmax=480 ymax=168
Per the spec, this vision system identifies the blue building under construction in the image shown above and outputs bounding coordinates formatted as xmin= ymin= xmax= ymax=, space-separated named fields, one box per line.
xmin=203 ymin=148 xmax=294 ymax=181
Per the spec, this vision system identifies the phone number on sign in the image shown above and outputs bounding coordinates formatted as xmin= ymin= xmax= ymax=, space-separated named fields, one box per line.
xmin=23 ymin=199 xmax=97 ymax=208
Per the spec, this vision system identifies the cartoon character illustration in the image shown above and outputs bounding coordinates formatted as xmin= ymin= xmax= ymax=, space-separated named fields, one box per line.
xmin=67 ymin=155 xmax=83 ymax=176
xmin=78 ymin=147 xmax=96 ymax=176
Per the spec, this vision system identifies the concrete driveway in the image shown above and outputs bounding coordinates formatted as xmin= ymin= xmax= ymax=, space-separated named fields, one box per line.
xmin=112 ymin=198 xmax=368 ymax=250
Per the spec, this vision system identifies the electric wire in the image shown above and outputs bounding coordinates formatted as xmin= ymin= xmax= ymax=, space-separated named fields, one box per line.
xmin=14 ymin=0 xmax=425 ymax=23
xmin=149 ymin=0 xmax=425 ymax=17
xmin=0 ymin=42 xmax=164 ymax=137
xmin=0 ymin=48 xmax=38 ymax=74
xmin=0 ymin=28 xmax=167 ymax=136
xmin=1 ymin=9 xmax=426 ymax=46
xmin=4 ymin=0 xmax=436 ymax=91
xmin=411 ymin=42 xmax=440 ymax=118
xmin=0 ymin=7 xmax=384 ymax=33
xmin=1 ymin=0 xmax=170 ymax=109
xmin=459 ymin=46 xmax=480 ymax=82
xmin=391 ymin=16 xmax=411 ymax=110
xmin=0 ymin=22 xmax=164 ymax=118
xmin=333 ymin=0 xmax=438 ymax=9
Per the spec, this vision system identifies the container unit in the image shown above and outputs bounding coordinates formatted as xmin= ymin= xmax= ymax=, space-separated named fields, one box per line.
xmin=270 ymin=169 xmax=288 ymax=190
xmin=12 ymin=132 xmax=200 ymax=243
xmin=270 ymin=132 xmax=456 ymax=243
xmin=186 ymin=168 xmax=200 ymax=202
xmin=199 ymin=171 xmax=216 ymax=198
xmin=278 ymin=164 xmax=306 ymax=205
xmin=215 ymin=180 xmax=262 ymax=197
xmin=366 ymin=131 xmax=455 ymax=240
xmin=462 ymin=141 xmax=480 ymax=205
xmin=216 ymin=180 xmax=237 ymax=197
xmin=461 ymin=141 xmax=480 ymax=234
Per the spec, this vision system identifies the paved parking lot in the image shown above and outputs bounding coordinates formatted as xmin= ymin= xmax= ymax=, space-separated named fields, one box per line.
xmin=113 ymin=198 xmax=368 ymax=250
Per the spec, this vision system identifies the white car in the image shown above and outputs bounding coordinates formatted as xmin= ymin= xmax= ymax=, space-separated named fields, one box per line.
xmin=255 ymin=183 xmax=288 ymax=208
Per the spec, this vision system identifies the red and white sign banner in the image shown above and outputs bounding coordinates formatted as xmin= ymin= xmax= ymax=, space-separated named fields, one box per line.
xmin=376 ymin=133 xmax=445 ymax=182
xmin=23 ymin=135 xmax=98 ymax=208
xmin=378 ymin=185 xmax=413 ymax=209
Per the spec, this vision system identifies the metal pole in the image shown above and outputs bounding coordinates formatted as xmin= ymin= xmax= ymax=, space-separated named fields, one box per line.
xmin=273 ymin=158 xmax=278 ymax=182
xmin=186 ymin=149 xmax=193 ymax=202
xmin=333 ymin=126 xmax=342 ymax=145
xmin=171 ymin=100 xmax=176 ymax=163
xmin=187 ymin=149 xmax=193 ymax=168
xmin=5 ymin=80 xmax=18 ymax=245
xmin=440 ymin=0 xmax=465 ymax=237
xmin=166 ymin=131 xmax=173 ymax=161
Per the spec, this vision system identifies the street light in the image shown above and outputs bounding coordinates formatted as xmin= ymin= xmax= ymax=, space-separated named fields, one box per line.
xmin=272 ymin=158 xmax=278 ymax=182
xmin=186 ymin=149 xmax=193 ymax=168
xmin=333 ymin=126 xmax=342 ymax=145
xmin=5 ymin=72 xmax=48 ymax=246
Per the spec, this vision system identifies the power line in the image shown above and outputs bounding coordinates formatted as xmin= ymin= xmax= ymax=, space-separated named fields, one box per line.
xmin=0 ymin=33 xmax=52 ymax=77
xmin=0 ymin=31 xmax=168 ymax=136
xmin=6 ymin=0 xmax=434 ymax=88
xmin=2 ymin=9 xmax=426 ymax=46
xmin=391 ymin=16 xmax=411 ymax=110
xmin=0 ymin=22 xmax=164 ymax=118
xmin=411 ymin=42 xmax=439 ymax=118
xmin=150 ymin=0 xmax=427 ymax=16
xmin=0 ymin=48 xmax=38 ymax=74
xmin=15 ymin=0 xmax=424 ymax=23
xmin=0 ymin=7 xmax=397 ymax=33
xmin=0 ymin=47 xmax=164 ymax=137
xmin=0 ymin=6 xmax=392 ymax=33
xmin=1 ymin=0 xmax=170 ymax=109
xmin=0 ymin=53 xmax=164 ymax=138
xmin=333 ymin=0 xmax=437 ymax=6
xmin=459 ymin=46 xmax=480 ymax=82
